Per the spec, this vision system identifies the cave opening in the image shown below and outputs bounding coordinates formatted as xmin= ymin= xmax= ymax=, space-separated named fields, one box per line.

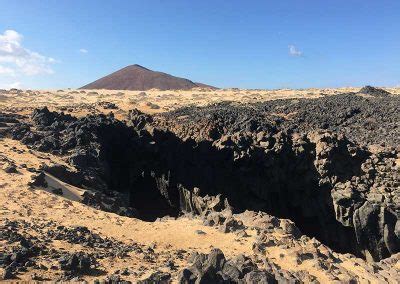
xmin=94 ymin=127 xmax=362 ymax=258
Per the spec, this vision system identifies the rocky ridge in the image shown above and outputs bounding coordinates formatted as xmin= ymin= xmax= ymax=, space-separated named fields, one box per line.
xmin=156 ymin=92 xmax=400 ymax=147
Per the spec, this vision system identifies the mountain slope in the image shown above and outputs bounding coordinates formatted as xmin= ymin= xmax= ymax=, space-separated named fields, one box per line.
xmin=81 ymin=64 xmax=217 ymax=91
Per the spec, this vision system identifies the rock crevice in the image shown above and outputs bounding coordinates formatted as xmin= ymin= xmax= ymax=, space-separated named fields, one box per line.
xmin=5 ymin=105 xmax=400 ymax=261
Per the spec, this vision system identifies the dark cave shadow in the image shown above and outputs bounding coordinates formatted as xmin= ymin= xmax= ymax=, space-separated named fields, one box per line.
xmin=97 ymin=126 xmax=365 ymax=257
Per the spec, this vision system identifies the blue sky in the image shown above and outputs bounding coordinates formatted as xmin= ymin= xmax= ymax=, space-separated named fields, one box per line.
xmin=0 ymin=0 xmax=399 ymax=89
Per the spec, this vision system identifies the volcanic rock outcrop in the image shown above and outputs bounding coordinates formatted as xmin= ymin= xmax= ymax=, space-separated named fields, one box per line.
xmin=4 ymin=93 xmax=399 ymax=264
xmin=157 ymin=92 xmax=399 ymax=147
xmin=358 ymin=85 xmax=392 ymax=97
xmin=81 ymin=64 xmax=216 ymax=91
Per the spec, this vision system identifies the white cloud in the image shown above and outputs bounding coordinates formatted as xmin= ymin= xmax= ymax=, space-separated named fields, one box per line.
xmin=8 ymin=81 xmax=22 ymax=88
xmin=0 ymin=65 xmax=15 ymax=76
xmin=0 ymin=81 xmax=21 ymax=89
xmin=79 ymin=48 xmax=88 ymax=54
xmin=0 ymin=30 xmax=56 ymax=76
xmin=288 ymin=45 xmax=303 ymax=57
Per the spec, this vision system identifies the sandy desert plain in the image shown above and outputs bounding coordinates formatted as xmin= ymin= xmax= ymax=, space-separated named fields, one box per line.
xmin=0 ymin=86 xmax=399 ymax=283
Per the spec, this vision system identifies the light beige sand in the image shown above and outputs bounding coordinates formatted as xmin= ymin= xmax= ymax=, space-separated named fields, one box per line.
xmin=1 ymin=87 xmax=399 ymax=120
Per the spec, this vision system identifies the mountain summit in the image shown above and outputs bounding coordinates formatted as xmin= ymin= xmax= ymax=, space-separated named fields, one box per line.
xmin=81 ymin=64 xmax=216 ymax=91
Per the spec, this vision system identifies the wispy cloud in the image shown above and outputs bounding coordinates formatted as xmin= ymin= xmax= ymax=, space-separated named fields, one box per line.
xmin=79 ymin=48 xmax=88 ymax=54
xmin=288 ymin=45 xmax=303 ymax=57
xmin=0 ymin=81 xmax=21 ymax=89
xmin=0 ymin=65 xmax=15 ymax=76
xmin=0 ymin=30 xmax=56 ymax=76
